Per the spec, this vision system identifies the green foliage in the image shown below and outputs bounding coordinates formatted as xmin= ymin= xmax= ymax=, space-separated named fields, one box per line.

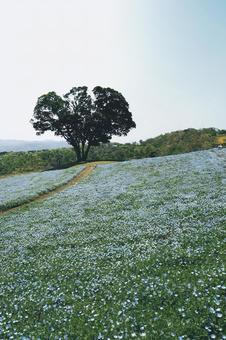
xmin=0 ymin=148 xmax=75 ymax=176
xmin=142 ymin=128 xmax=221 ymax=155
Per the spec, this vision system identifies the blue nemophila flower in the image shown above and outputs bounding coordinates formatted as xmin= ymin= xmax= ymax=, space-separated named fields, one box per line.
xmin=0 ymin=148 xmax=225 ymax=338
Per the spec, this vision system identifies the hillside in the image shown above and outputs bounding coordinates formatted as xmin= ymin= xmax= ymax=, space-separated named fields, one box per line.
xmin=142 ymin=127 xmax=226 ymax=153
xmin=0 ymin=148 xmax=225 ymax=338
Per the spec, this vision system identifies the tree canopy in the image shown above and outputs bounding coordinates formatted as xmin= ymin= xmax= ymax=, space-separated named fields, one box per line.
xmin=31 ymin=86 xmax=136 ymax=161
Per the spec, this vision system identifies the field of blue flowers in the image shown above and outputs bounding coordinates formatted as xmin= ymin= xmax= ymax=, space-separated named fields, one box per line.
xmin=0 ymin=149 xmax=225 ymax=339
xmin=0 ymin=165 xmax=84 ymax=211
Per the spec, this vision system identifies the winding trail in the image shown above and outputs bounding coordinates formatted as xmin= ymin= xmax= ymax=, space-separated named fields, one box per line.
xmin=0 ymin=161 xmax=111 ymax=217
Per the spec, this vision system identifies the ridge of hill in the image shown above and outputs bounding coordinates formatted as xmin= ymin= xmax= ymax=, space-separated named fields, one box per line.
xmin=1 ymin=127 xmax=225 ymax=154
xmin=1 ymin=127 xmax=225 ymax=153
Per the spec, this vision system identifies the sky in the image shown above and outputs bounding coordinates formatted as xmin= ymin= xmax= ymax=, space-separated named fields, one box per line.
xmin=0 ymin=0 xmax=226 ymax=143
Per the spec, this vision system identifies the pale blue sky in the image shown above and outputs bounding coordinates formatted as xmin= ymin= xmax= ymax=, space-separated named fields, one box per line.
xmin=0 ymin=0 xmax=225 ymax=142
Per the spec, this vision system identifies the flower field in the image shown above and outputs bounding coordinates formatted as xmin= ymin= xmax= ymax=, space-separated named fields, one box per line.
xmin=0 ymin=165 xmax=84 ymax=211
xmin=0 ymin=149 xmax=225 ymax=339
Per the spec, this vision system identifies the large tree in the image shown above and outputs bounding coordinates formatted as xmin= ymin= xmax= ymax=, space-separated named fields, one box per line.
xmin=31 ymin=86 xmax=136 ymax=162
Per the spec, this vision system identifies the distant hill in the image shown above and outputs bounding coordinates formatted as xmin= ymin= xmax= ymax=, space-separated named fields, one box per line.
xmin=0 ymin=139 xmax=69 ymax=152
xmin=141 ymin=127 xmax=226 ymax=155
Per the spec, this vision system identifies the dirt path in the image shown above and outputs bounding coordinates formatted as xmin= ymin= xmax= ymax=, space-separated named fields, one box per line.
xmin=0 ymin=161 xmax=111 ymax=217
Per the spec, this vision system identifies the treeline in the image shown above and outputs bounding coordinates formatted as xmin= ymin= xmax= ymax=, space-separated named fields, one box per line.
xmin=0 ymin=149 xmax=76 ymax=176
xmin=0 ymin=128 xmax=225 ymax=176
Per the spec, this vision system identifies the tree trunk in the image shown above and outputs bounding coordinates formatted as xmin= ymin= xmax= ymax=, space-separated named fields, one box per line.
xmin=73 ymin=145 xmax=82 ymax=162
xmin=81 ymin=142 xmax=85 ymax=161
xmin=73 ymin=143 xmax=91 ymax=162
xmin=84 ymin=144 xmax=91 ymax=161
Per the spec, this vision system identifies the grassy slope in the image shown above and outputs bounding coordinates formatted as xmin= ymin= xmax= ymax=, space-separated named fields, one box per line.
xmin=0 ymin=149 xmax=225 ymax=339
